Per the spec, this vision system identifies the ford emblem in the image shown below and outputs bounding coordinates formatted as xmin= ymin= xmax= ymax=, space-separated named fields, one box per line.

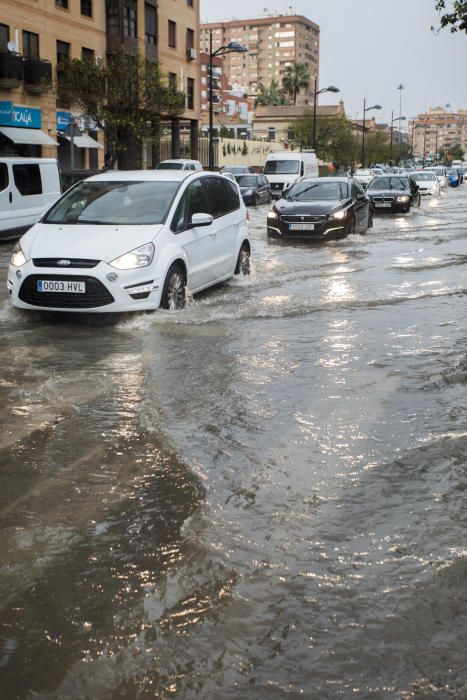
xmin=57 ymin=259 xmax=71 ymax=266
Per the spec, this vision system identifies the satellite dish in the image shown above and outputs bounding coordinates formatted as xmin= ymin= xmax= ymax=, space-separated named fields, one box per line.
xmin=7 ymin=41 xmax=18 ymax=53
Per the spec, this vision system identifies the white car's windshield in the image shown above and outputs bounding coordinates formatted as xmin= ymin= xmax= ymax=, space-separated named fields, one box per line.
xmin=356 ymin=169 xmax=371 ymax=176
xmin=156 ymin=162 xmax=184 ymax=170
xmin=43 ymin=180 xmax=180 ymax=225
xmin=264 ymin=160 xmax=300 ymax=174
xmin=412 ymin=172 xmax=437 ymax=181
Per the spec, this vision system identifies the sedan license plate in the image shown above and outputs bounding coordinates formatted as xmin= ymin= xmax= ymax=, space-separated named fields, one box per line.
xmin=289 ymin=223 xmax=315 ymax=230
xmin=37 ymin=280 xmax=86 ymax=293
xmin=375 ymin=202 xmax=391 ymax=208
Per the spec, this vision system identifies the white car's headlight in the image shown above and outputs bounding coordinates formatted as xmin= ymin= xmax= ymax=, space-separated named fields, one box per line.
xmin=10 ymin=242 xmax=28 ymax=267
xmin=397 ymin=196 xmax=410 ymax=202
xmin=109 ymin=243 xmax=154 ymax=270
xmin=267 ymin=210 xmax=278 ymax=219
xmin=329 ymin=210 xmax=347 ymax=220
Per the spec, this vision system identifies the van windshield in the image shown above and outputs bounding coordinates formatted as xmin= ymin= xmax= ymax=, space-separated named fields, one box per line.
xmin=264 ymin=160 xmax=300 ymax=175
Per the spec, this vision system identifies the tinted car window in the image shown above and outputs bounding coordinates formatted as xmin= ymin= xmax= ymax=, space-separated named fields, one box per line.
xmin=13 ymin=164 xmax=42 ymax=196
xmin=171 ymin=192 xmax=187 ymax=233
xmin=235 ymin=176 xmax=258 ymax=187
xmin=368 ymin=177 xmax=409 ymax=190
xmin=0 ymin=162 xmax=8 ymax=192
xmin=222 ymin=178 xmax=241 ymax=212
xmin=351 ymin=183 xmax=361 ymax=199
xmin=187 ymin=179 xmax=210 ymax=220
xmin=204 ymin=177 xmax=232 ymax=218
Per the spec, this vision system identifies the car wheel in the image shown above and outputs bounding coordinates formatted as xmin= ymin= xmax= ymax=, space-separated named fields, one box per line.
xmin=235 ymin=243 xmax=250 ymax=275
xmin=160 ymin=264 xmax=186 ymax=311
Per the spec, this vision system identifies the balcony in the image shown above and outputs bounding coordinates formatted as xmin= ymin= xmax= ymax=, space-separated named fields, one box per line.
xmin=23 ymin=59 xmax=52 ymax=94
xmin=0 ymin=52 xmax=24 ymax=89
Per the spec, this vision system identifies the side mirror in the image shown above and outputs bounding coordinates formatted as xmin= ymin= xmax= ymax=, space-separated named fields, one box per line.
xmin=190 ymin=212 xmax=213 ymax=228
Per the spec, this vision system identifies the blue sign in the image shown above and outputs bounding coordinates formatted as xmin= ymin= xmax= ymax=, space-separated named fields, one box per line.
xmin=56 ymin=110 xmax=73 ymax=131
xmin=0 ymin=100 xmax=42 ymax=129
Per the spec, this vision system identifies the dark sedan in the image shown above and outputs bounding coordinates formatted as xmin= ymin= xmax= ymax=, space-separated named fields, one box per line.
xmin=367 ymin=175 xmax=420 ymax=213
xmin=235 ymin=174 xmax=272 ymax=205
xmin=266 ymin=177 xmax=372 ymax=241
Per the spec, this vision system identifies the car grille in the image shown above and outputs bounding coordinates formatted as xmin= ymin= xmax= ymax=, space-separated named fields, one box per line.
xmin=19 ymin=274 xmax=114 ymax=309
xmin=281 ymin=214 xmax=326 ymax=223
xmin=371 ymin=196 xmax=395 ymax=203
xmin=271 ymin=182 xmax=284 ymax=190
xmin=32 ymin=258 xmax=99 ymax=268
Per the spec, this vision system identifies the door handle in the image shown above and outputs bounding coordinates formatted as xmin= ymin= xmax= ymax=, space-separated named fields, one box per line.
xmin=9 ymin=192 xmax=12 ymax=203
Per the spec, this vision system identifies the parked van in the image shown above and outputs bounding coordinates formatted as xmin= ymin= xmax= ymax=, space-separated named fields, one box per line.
xmin=263 ymin=150 xmax=319 ymax=199
xmin=0 ymin=158 xmax=61 ymax=241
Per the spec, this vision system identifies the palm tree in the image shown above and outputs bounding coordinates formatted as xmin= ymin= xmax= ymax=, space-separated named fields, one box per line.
xmin=282 ymin=62 xmax=310 ymax=106
xmin=255 ymin=80 xmax=290 ymax=107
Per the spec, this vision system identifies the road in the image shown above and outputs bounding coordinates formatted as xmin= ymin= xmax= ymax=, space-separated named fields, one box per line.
xmin=0 ymin=188 xmax=466 ymax=699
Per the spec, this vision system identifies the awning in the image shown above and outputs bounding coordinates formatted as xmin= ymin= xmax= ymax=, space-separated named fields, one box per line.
xmin=0 ymin=126 xmax=59 ymax=146
xmin=65 ymin=134 xmax=103 ymax=149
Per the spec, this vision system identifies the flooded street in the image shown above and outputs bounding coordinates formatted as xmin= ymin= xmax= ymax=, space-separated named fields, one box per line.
xmin=1 ymin=188 xmax=466 ymax=699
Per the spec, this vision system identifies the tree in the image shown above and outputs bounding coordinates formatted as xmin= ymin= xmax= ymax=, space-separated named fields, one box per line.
xmin=255 ymin=80 xmax=290 ymax=106
xmin=433 ymin=1 xmax=467 ymax=32
xmin=363 ymin=131 xmax=391 ymax=165
xmin=288 ymin=111 xmax=358 ymax=164
xmin=448 ymin=143 xmax=465 ymax=160
xmin=282 ymin=62 xmax=310 ymax=106
xmin=57 ymin=49 xmax=184 ymax=169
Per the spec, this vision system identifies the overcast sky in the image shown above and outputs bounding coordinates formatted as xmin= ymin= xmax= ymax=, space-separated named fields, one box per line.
xmin=200 ymin=0 xmax=467 ymax=125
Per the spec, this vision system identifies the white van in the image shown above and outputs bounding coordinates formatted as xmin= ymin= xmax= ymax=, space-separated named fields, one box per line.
xmin=0 ymin=158 xmax=61 ymax=240
xmin=451 ymin=159 xmax=463 ymax=169
xmin=263 ymin=150 xmax=319 ymax=198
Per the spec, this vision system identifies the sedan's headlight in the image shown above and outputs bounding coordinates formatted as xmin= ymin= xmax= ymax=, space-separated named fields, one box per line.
xmin=396 ymin=195 xmax=410 ymax=202
xmin=10 ymin=242 xmax=28 ymax=267
xmin=329 ymin=210 xmax=347 ymax=220
xmin=267 ymin=210 xmax=278 ymax=219
xmin=109 ymin=243 xmax=154 ymax=270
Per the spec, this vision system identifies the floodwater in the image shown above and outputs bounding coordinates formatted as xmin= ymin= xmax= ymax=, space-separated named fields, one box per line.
xmin=0 ymin=188 xmax=466 ymax=700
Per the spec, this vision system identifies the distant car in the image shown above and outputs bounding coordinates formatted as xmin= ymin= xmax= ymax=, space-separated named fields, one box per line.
xmin=424 ymin=166 xmax=447 ymax=189
xmin=267 ymin=177 xmax=372 ymax=241
xmin=354 ymin=167 xmax=383 ymax=188
xmin=235 ymin=174 xmax=272 ymax=205
xmin=367 ymin=175 xmax=420 ymax=213
xmin=220 ymin=171 xmax=236 ymax=183
xmin=155 ymin=159 xmax=203 ymax=171
xmin=8 ymin=170 xmax=250 ymax=313
xmin=409 ymin=171 xmax=441 ymax=196
xmin=220 ymin=165 xmax=256 ymax=175
xmin=60 ymin=169 xmax=104 ymax=192
xmin=447 ymin=169 xmax=461 ymax=187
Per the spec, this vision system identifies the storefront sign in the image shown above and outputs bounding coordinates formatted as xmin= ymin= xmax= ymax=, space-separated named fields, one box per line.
xmin=56 ymin=110 xmax=73 ymax=131
xmin=0 ymin=100 xmax=42 ymax=129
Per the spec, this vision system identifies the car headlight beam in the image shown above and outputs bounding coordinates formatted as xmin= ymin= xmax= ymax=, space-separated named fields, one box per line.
xmin=267 ymin=211 xmax=278 ymax=219
xmin=109 ymin=243 xmax=155 ymax=270
xmin=10 ymin=242 xmax=27 ymax=267
xmin=330 ymin=209 xmax=347 ymax=220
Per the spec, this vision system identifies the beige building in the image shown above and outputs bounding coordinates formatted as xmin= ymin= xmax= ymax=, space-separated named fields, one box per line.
xmin=253 ymin=102 xmax=345 ymax=143
xmin=0 ymin=0 xmax=201 ymax=168
xmin=409 ymin=107 xmax=467 ymax=159
xmin=200 ymin=14 xmax=319 ymax=106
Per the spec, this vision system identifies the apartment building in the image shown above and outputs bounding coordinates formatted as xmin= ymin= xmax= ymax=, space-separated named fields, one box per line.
xmin=200 ymin=14 xmax=319 ymax=107
xmin=409 ymin=107 xmax=467 ymax=159
xmin=0 ymin=0 xmax=200 ymax=168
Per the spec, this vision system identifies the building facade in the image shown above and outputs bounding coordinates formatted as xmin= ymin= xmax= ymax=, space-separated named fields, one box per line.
xmin=253 ymin=102 xmax=345 ymax=144
xmin=0 ymin=0 xmax=201 ymax=168
xmin=409 ymin=107 xmax=467 ymax=160
xmin=200 ymin=14 xmax=319 ymax=106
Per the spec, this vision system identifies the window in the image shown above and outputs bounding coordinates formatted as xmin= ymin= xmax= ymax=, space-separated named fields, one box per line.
xmin=145 ymin=3 xmax=157 ymax=45
xmin=171 ymin=193 xmax=187 ymax=233
xmin=56 ymin=0 xmax=69 ymax=8
xmin=168 ymin=72 xmax=177 ymax=89
xmin=187 ymin=77 xmax=194 ymax=110
xmin=0 ymin=163 xmax=8 ymax=192
xmin=187 ymin=179 xmax=209 ymax=220
xmin=168 ymin=20 xmax=176 ymax=48
xmin=81 ymin=0 xmax=92 ymax=17
xmin=0 ymin=23 xmax=9 ymax=51
xmin=123 ymin=0 xmax=137 ymax=38
xmin=106 ymin=1 xmax=120 ymax=35
xmin=56 ymin=40 xmax=70 ymax=65
xmin=205 ymin=177 xmax=239 ymax=218
xmin=186 ymin=28 xmax=194 ymax=50
xmin=23 ymin=31 xmax=39 ymax=60
xmin=81 ymin=47 xmax=95 ymax=61
xmin=268 ymin=127 xmax=276 ymax=141
xmin=13 ymin=164 xmax=42 ymax=196
xmin=187 ymin=0 xmax=193 ymax=6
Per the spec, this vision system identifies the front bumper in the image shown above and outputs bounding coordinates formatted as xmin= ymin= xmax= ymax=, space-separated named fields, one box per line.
xmin=7 ymin=260 xmax=163 ymax=313
xmin=267 ymin=217 xmax=346 ymax=240
xmin=370 ymin=198 xmax=409 ymax=213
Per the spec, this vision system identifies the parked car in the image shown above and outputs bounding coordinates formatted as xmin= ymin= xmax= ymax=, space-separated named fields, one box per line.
xmin=409 ymin=171 xmax=441 ymax=196
xmin=8 ymin=170 xmax=250 ymax=313
xmin=0 ymin=158 xmax=61 ymax=241
xmin=155 ymin=159 xmax=203 ymax=171
xmin=220 ymin=165 xmax=256 ymax=176
xmin=367 ymin=175 xmax=420 ymax=213
xmin=235 ymin=174 xmax=272 ymax=205
xmin=354 ymin=167 xmax=383 ymax=188
xmin=60 ymin=169 xmax=104 ymax=192
xmin=263 ymin=150 xmax=319 ymax=199
xmin=266 ymin=177 xmax=372 ymax=241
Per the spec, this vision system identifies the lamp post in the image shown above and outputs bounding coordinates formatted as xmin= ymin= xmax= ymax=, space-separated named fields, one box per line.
xmin=361 ymin=99 xmax=382 ymax=168
xmin=312 ymin=77 xmax=340 ymax=151
xmin=208 ymin=31 xmax=247 ymax=170
xmin=390 ymin=111 xmax=406 ymax=166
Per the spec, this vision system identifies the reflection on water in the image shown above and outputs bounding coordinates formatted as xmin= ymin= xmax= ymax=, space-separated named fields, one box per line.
xmin=0 ymin=190 xmax=466 ymax=698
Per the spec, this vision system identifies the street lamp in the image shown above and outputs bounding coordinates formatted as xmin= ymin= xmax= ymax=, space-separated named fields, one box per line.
xmin=208 ymin=31 xmax=247 ymax=170
xmin=390 ymin=111 xmax=406 ymax=166
xmin=312 ymin=78 xmax=340 ymax=151
xmin=361 ymin=99 xmax=382 ymax=168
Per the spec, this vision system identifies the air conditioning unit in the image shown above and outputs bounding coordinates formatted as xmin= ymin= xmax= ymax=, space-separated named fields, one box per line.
xmin=187 ymin=48 xmax=196 ymax=60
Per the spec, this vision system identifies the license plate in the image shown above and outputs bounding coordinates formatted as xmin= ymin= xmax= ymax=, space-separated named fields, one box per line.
xmin=375 ymin=202 xmax=391 ymax=208
xmin=37 ymin=280 xmax=86 ymax=293
xmin=289 ymin=223 xmax=315 ymax=230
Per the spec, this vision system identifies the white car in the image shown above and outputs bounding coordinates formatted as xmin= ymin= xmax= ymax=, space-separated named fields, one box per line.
xmin=155 ymin=159 xmax=203 ymax=171
xmin=409 ymin=171 xmax=441 ymax=196
xmin=8 ymin=170 xmax=250 ymax=313
xmin=354 ymin=167 xmax=383 ymax=188
xmin=425 ymin=167 xmax=447 ymax=189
